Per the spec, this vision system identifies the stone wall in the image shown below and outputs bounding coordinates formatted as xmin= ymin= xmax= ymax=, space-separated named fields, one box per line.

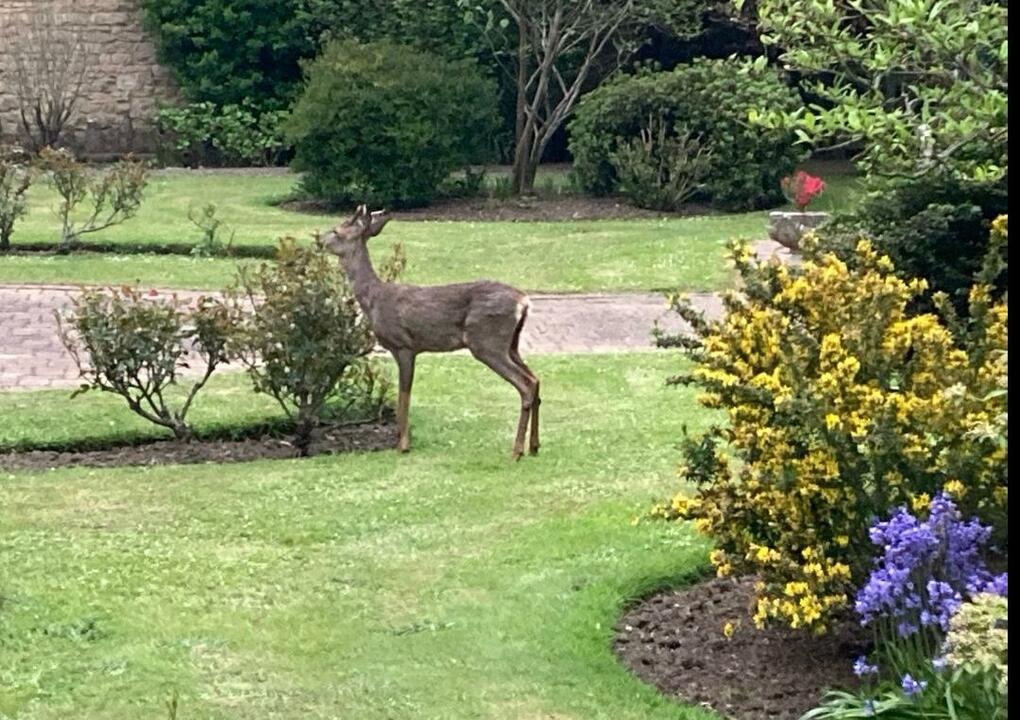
xmin=0 ymin=0 xmax=175 ymax=156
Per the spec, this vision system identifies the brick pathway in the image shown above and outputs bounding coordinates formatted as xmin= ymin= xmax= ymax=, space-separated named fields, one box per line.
xmin=0 ymin=240 xmax=790 ymax=390
xmin=0 ymin=284 xmax=722 ymax=390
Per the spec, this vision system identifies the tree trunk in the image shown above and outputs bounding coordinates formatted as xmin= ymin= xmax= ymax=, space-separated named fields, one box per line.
xmin=511 ymin=15 xmax=537 ymax=196
xmin=511 ymin=130 xmax=538 ymax=195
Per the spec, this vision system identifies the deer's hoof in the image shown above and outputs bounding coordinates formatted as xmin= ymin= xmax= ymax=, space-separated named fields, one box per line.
xmin=529 ymin=446 xmax=540 ymax=456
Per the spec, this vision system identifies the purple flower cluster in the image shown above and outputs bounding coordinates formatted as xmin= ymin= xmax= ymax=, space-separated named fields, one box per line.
xmin=854 ymin=493 xmax=1007 ymax=634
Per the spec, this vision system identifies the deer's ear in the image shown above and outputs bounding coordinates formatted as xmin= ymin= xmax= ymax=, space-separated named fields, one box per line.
xmin=367 ymin=210 xmax=390 ymax=238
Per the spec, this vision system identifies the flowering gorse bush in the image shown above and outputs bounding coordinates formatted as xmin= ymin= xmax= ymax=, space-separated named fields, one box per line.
xmin=781 ymin=170 xmax=825 ymax=210
xmin=655 ymin=218 xmax=1008 ymax=632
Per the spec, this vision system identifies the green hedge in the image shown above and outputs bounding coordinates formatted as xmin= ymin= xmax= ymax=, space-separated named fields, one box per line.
xmin=286 ymin=40 xmax=497 ymax=208
xmin=568 ymin=59 xmax=804 ymax=209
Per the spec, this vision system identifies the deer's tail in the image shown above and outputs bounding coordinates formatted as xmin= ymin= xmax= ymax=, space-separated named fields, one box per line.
xmin=511 ymin=296 xmax=530 ymax=354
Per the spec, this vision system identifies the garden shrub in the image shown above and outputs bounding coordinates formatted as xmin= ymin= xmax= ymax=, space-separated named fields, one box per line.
xmin=655 ymin=220 xmax=1008 ymax=632
xmin=142 ymin=0 xmax=313 ymax=110
xmin=36 ymin=148 xmax=147 ymax=247
xmin=57 ymin=288 xmax=233 ymax=440
xmin=818 ymin=171 xmax=1009 ymax=315
xmin=154 ymin=102 xmax=289 ymax=168
xmin=286 ymin=40 xmax=497 ymax=208
xmin=569 ymin=58 xmax=804 ymax=209
xmin=187 ymin=203 xmax=234 ymax=258
xmin=0 ymin=144 xmax=33 ymax=251
xmin=607 ymin=113 xmax=713 ymax=211
xmin=231 ymin=238 xmax=380 ymax=454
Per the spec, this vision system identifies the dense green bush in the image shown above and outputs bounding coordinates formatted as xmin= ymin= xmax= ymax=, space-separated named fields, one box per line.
xmin=817 ymin=172 xmax=1009 ymax=314
xmin=154 ymin=102 xmax=289 ymax=167
xmin=142 ymin=0 xmax=313 ymax=110
xmin=57 ymin=288 xmax=233 ymax=440
xmin=569 ymin=58 xmax=804 ymax=209
xmin=231 ymin=238 xmax=382 ymax=453
xmin=287 ymin=40 xmax=497 ymax=207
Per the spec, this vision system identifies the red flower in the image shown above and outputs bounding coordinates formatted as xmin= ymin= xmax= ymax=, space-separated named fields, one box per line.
xmin=780 ymin=171 xmax=826 ymax=211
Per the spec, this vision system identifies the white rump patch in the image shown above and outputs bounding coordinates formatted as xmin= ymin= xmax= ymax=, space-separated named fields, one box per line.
xmin=516 ymin=297 xmax=531 ymax=322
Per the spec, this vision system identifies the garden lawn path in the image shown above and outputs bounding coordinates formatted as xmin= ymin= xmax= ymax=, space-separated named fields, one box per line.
xmin=0 ymin=240 xmax=791 ymax=389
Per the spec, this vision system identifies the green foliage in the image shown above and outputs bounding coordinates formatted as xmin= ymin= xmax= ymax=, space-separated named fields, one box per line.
xmin=36 ymin=147 xmax=147 ymax=247
xmin=188 ymin=203 xmax=234 ymax=258
xmin=655 ymin=228 xmax=1009 ymax=630
xmin=608 ymin=114 xmax=713 ymax=211
xmin=0 ymin=144 xmax=33 ymax=250
xmin=142 ymin=0 xmax=314 ymax=110
xmin=231 ymin=238 xmax=379 ymax=453
xmin=155 ymin=102 xmax=289 ymax=167
xmin=806 ymin=593 xmax=1009 ymax=720
xmin=287 ymin=40 xmax=497 ymax=208
xmin=946 ymin=593 xmax=1008 ymax=694
xmin=752 ymin=0 xmax=1008 ymax=181
xmin=569 ymin=58 xmax=804 ymax=209
xmin=56 ymin=287 xmax=233 ymax=440
xmin=818 ymin=173 xmax=1008 ymax=315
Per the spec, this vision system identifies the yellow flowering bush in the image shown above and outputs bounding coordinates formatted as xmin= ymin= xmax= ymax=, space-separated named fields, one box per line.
xmin=659 ymin=217 xmax=1008 ymax=631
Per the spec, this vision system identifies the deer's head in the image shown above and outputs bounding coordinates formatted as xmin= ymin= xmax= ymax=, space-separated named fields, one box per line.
xmin=319 ymin=205 xmax=390 ymax=263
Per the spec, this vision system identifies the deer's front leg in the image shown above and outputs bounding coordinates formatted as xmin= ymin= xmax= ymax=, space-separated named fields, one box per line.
xmin=393 ymin=349 xmax=416 ymax=453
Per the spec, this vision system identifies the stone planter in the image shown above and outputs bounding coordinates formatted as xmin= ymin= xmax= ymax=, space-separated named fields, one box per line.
xmin=766 ymin=211 xmax=830 ymax=251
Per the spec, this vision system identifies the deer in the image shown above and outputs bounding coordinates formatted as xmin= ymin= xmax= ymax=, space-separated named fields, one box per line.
xmin=319 ymin=205 xmax=541 ymax=461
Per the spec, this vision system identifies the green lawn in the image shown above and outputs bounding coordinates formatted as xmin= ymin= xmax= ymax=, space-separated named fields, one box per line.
xmin=2 ymin=162 xmax=862 ymax=293
xmin=0 ymin=353 xmax=719 ymax=720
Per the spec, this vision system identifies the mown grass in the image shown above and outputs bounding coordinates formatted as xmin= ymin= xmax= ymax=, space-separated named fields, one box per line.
xmin=1 ymin=162 xmax=861 ymax=293
xmin=0 ymin=353 xmax=720 ymax=720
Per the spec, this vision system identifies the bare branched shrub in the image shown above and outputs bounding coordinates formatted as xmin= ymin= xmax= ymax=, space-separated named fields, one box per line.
xmin=9 ymin=8 xmax=94 ymax=152
xmin=36 ymin=147 xmax=148 ymax=247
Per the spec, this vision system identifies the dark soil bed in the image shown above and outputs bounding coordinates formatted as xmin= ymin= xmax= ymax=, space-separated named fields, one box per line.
xmin=615 ymin=576 xmax=868 ymax=720
xmin=0 ymin=420 xmax=396 ymax=470
xmin=280 ymin=194 xmax=716 ymax=222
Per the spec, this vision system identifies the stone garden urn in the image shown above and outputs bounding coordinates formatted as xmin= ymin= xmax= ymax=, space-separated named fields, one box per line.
xmin=766 ymin=210 xmax=830 ymax=252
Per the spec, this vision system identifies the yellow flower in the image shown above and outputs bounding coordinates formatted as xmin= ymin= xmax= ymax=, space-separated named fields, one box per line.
xmin=835 ymin=536 xmax=850 ymax=547
xmin=943 ymin=480 xmax=967 ymax=499
xmin=911 ymin=493 xmax=931 ymax=512
xmin=723 ymin=621 xmax=737 ymax=639
xmin=825 ymin=414 xmax=842 ymax=430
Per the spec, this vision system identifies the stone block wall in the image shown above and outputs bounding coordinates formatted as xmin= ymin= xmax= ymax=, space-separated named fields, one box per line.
xmin=0 ymin=0 xmax=175 ymax=156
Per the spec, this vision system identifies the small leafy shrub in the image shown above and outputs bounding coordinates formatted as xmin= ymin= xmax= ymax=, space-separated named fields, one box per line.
xmin=231 ymin=238 xmax=378 ymax=453
xmin=818 ymin=172 xmax=1008 ymax=315
xmin=655 ymin=225 xmax=1008 ymax=632
xmin=36 ymin=147 xmax=147 ymax=247
xmin=805 ymin=498 xmax=1007 ymax=719
xmin=287 ymin=40 xmax=497 ymax=208
xmin=569 ymin=58 xmax=804 ymax=209
xmin=781 ymin=171 xmax=825 ymax=211
xmin=155 ymin=102 xmax=289 ymax=167
xmin=608 ymin=113 xmax=713 ymax=211
xmin=56 ymin=288 xmax=233 ymax=440
xmin=188 ymin=203 xmax=234 ymax=258
xmin=0 ymin=144 xmax=33 ymax=251
xmin=945 ymin=593 xmax=1008 ymax=694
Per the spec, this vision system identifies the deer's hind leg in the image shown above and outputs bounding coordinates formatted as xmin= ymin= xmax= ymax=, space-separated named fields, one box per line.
xmin=509 ymin=349 xmax=540 ymax=456
xmin=470 ymin=347 xmax=537 ymax=462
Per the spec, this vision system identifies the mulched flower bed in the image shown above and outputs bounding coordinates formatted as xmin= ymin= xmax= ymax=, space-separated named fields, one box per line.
xmin=614 ymin=576 xmax=868 ymax=720
xmin=280 ymin=195 xmax=716 ymax=222
xmin=0 ymin=421 xmax=396 ymax=471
